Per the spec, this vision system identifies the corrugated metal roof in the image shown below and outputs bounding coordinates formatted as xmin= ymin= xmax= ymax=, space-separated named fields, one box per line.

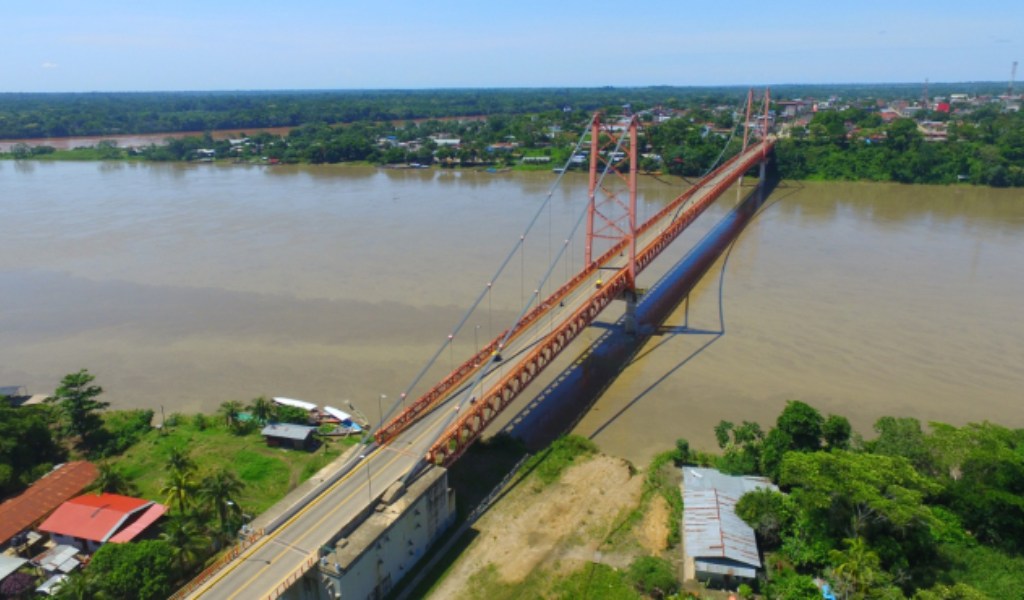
xmin=0 ymin=555 xmax=28 ymax=581
xmin=683 ymin=467 xmax=777 ymax=496
xmin=682 ymin=467 xmax=778 ymax=571
xmin=261 ymin=422 xmax=316 ymax=441
xmin=684 ymin=488 xmax=761 ymax=568
xmin=38 ymin=493 xmax=153 ymax=542
xmin=32 ymin=544 xmax=79 ymax=572
xmin=0 ymin=462 xmax=99 ymax=546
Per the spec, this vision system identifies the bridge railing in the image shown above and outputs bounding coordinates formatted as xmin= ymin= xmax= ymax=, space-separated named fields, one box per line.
xmin=267 ymin=555 xmax=318 ymax=600
xmin=168 ymin=528 xmax=265 ymax=600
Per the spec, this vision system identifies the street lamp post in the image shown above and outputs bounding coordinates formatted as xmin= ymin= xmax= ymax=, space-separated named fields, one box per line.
xmin=377 ymin=394 xmax=386 ymax=429
xmin=344 ymin=400 xmax=370 ymax=430
xmin=359 ymin=453 xmax=372 ymax=502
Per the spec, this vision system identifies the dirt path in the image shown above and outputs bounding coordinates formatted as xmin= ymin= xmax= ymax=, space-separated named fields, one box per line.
xmin=428 ymin=454 xmax=646 ymax=599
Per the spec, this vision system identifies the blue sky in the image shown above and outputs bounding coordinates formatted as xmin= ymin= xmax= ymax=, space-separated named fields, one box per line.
xmin=5 ymin=0 xmax=1021 ymax=92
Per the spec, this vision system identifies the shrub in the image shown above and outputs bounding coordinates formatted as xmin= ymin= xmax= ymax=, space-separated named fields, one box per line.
xmin=628 ymin=556 xmax=678 ymax=599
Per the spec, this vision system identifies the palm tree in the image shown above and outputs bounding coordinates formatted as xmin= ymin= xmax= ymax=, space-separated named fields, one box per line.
xmin=93 ymin=462 xmax=137 ymax=496
xmin=198 ymin=468 xmax=246 ymax=545
xmin=162 ymin=468 xmax=197 ymax=514
xmin=160 ymin=515 xmax=208 ymax=578
xmin=219 ymin=400 xmax=245 ymax=431
xmin=53 ymin=570 xmax=105 ymax=600
xmin=166 ymin=446 xmax=196 ymax=475
xmin=249 ymin=395 xmax=273 ymax=424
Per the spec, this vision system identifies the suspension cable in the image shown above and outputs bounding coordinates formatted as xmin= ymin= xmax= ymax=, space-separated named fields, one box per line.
xmin=384 ymin=115 xmax=599 ymax=424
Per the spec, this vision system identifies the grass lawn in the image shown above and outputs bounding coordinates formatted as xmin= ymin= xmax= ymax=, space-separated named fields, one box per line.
xmin=109 ymin=415 xmax=357 ymax=515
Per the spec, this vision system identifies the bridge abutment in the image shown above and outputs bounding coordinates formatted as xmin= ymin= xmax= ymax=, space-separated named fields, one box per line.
xmin=277 ymin=467 xmax=456 ymax=600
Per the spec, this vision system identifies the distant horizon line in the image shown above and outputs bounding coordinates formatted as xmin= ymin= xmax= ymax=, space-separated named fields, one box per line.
xmin=0 ymin=80 xmax=1011 ymax=95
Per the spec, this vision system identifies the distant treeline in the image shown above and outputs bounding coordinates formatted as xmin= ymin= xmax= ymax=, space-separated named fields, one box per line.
xmin=777 ymin=105 xmax=1024 ymax=187
xmin=0 ymin=83 xmax=1007 ymax=139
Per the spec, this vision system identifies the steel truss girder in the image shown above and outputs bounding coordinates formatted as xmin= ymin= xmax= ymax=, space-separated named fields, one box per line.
xmin=426 ymin=139 xmax=775 ymax=466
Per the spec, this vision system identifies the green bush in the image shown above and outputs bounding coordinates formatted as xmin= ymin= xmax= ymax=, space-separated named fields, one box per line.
xmin=627 ymin=556 xmax=677 ymax=599
xmin=521 ymin=435 xmax=598 ymax=486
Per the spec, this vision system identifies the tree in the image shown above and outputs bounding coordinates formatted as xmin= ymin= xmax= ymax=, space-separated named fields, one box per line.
xmin=159 ymin=516 xmax=208 ymax=577
xmin=162 ymin=468 xmax=197 ymax=514
xmin=249 ymin=395 xmax=273 ymax=424
xmin=51 ymin=369 xmax=108 ymax=442
xmin=780 ymin=450 xmax=939 ymax=545
xmin=776 ymin=400 xmax=824 ymax=452
xmin=868 ymin=416 xmax=936 ymax=475
xmin=88 ymin=540 xmax=175 ymax=600
xmin=166 ymin=446 xmax=196 ymax=475
xmin=53 ymin=570 xmax=106 ymax=600
xmin=93 ymin=462 xmax=137 ymax=496
xmin=198 ymin=468 xmax=245 ymax=544
xmin=826 ymin=537 xmax=897 ymax=600
xmin=218 ymin=400 xmax=244 ymax=431
xmin=0 ymin=404 xmax=64 ymax=496
xmin=736 ymin=487 xmax=792 ymax=547
xmin=823 ymin=414 xmax=853 ymax=450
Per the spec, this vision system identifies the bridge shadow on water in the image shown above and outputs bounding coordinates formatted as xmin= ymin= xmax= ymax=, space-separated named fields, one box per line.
xmin=499 ymin=172 xmax=786 ymax=452
xmin=396 ymin=174 xmax=800 ymax=599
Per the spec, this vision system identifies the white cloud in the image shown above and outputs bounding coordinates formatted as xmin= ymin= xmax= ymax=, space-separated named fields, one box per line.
xmin=41 ymin=61 xmax=58 ymax=69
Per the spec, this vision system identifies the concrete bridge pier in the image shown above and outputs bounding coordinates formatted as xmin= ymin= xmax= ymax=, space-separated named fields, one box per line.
xmin=622 ymin=289 xmax=638 ymax=335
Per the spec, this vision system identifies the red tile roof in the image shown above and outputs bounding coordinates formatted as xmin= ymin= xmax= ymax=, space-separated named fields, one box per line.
xmin=0 ymin=462 xmax=99 ymax=546
xmin=38 ymin=493 xmax=158 ymax=543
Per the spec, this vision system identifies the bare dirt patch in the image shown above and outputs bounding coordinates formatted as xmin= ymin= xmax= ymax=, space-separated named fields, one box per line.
xmin=638 ymin=494 xmax=670 ymax=554
xmin=428 ymin=454 xmax=643 ymax=599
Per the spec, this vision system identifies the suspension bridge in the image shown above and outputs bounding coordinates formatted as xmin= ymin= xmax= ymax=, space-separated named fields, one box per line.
xmin=182 ymin=90 xmax=775 ymax=600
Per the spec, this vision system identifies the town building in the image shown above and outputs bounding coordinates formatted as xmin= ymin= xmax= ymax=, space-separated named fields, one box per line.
xmin=280 ymin=466 xmax=456 ymax=600
xmin=682 ymin=467 xmax=778 ymax=587
xmin=0 ymin=462 xmax=98 ymax=550
xmin=37 ymin=492 xmax=166 ymax=553
xmin=262 ymin=422 xmax=318 ymax=450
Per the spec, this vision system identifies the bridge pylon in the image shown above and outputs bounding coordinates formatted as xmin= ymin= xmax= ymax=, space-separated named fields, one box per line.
xmin=740 ymin=88 xmax=772 ymax=188
xmin=585 ymin=113 xmax=640 ymax=291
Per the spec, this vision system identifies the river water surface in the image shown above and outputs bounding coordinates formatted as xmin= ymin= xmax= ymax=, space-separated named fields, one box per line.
xmin=2 ymin=160 xmax=1022 ymax=464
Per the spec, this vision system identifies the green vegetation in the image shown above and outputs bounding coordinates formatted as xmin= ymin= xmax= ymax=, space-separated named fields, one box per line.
xmin=777 ymin=106 xmax=1024 ymax=186
xmin=519 ymin=434 xmax=598 ymax=487
xmin=0 ymin=369 xmax=358 ymax=599
xmin=706 ymin=400 xmax=1024 ymax=598
xmin=4 ymin=85 xmax=1022 ymax=187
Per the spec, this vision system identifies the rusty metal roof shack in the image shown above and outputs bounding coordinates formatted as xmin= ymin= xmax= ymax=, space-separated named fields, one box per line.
xmin=682 ymin=467 xmax=778 ymax=581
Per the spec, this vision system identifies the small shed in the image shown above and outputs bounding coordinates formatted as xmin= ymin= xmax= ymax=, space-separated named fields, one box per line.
xmin=261 ymin=423 xmax=317 ymax=450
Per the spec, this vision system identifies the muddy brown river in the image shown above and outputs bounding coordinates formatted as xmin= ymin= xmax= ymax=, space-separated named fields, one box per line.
xmin=2 ymin=160 xmax=1021 ymax=465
